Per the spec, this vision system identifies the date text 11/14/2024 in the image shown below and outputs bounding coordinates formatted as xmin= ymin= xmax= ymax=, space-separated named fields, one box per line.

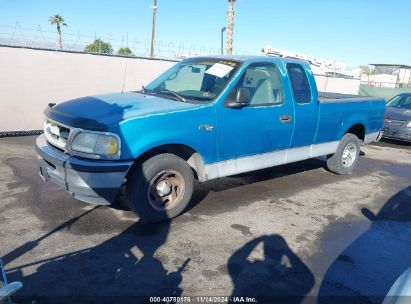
xmin=149 ymin=296 xmax=258 ymax=303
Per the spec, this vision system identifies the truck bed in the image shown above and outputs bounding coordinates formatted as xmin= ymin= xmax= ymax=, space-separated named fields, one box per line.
xmin=314 ymin=92 xmax=386 ymax=144
xmin=318 ymin=92 xmax=382 ymax=104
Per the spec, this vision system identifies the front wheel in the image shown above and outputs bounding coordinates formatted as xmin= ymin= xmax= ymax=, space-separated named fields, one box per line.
xmin=327 ymin=133 xmax=361 ymax=175
xmin=126 ymin=153 xmax=194 ymax=223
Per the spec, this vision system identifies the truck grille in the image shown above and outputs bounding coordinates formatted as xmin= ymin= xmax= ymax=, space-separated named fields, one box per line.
xmin=44 ymin=119 xmax=71 ymax=150
xmin=385 ymin=118 xmax=406 ymax=126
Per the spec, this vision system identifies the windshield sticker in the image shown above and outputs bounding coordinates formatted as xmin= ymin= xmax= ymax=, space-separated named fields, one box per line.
xmin=206 ymin=63 xmax=234 ymax=78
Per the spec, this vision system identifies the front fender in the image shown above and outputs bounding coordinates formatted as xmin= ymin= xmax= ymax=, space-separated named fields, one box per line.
xmin=115 ymin=105 xmax=217 ymax=165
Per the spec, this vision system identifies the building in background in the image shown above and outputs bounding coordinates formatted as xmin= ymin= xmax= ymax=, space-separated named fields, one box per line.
xmin=262 ymin=45 xmax=361 ymax=95
xmin=361 ymin=64 xmax=411 ymax=88
xmin=262 ymin=45 xmax=361 ymax=78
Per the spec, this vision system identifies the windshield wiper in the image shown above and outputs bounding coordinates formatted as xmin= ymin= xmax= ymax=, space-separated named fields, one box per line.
xmin=157 ymin=89 xmax=187 ymax=103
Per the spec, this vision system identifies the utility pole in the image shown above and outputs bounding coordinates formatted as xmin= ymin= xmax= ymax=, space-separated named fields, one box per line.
xmin=150 ymin=0 xmax=157 ymax=58
xmin=221 ymin=27 xmax=226 ymax=55
xmin=226 ymin=0 xmax=236 ymax=55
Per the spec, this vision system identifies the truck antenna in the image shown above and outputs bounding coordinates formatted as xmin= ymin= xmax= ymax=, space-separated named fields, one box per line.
xmin=121 ymin=58 xmax=129 ymax=93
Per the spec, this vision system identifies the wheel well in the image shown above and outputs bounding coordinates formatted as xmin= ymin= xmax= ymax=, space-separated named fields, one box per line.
xmin=135 ymin=144 xmax=207 ymax=182
xmin=346 ymin=124 xmax=365 ymax=141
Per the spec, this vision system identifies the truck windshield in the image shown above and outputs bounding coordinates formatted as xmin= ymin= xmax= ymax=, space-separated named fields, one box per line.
xmin=144 ymin=58 xmax=241 ymax=102
xmin=387 ymin=94 xmax=411 ymax=109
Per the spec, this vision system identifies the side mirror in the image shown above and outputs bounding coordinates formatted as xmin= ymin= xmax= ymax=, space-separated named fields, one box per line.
xmin=361 ymin=208 xmax=377 ymax=222
xmin=226 ymin=87 xmax=251 ymax=108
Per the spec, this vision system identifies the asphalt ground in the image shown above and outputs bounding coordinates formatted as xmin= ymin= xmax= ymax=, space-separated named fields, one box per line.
xmin=0 ymin=136 xmax=410 ymax=304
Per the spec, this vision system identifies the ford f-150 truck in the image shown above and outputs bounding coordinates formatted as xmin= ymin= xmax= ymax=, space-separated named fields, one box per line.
xmin=35 ymin=56 xmax=386 ymax=222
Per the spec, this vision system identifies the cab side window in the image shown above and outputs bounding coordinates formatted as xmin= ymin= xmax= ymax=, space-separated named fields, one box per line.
xmin=234 ymin=63 xmax=284 ymax=106
xmin=287 ymin=64 xmax=312 ymax=104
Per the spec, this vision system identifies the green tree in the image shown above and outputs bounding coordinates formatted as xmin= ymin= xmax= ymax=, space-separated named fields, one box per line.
xmin=117 ymin=47 xmax=134 ymax=56
xmin=49 ymin=15 xmax=67 ymax=49
xmin=84 ymin=39 xmax=113 ymax=54
xmin=360 ymin=65 xmax=373 ymax=75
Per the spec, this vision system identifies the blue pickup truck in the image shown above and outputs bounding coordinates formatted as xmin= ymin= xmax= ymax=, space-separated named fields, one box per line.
xmin=36 ymin=56 xmax=385 ymax=222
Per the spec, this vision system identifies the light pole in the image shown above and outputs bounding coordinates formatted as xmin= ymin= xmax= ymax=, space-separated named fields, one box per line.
xmin=221 ymin=27 xmax=226 ymax=55
xmin=150 ymin=0 xmax=157 ymax=58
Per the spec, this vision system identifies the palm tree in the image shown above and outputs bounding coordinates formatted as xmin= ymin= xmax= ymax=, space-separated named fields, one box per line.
xmin=49 ymin=15 xmax=67 ymax=50
xmin=226 ymin=0 xmax=236 ymax=55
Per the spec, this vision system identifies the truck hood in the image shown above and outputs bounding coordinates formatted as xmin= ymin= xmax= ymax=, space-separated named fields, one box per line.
xmin=45 ymin=92 xmax=204 ymax=131
xmin=386 ymin=106 xmax=411 ymax=122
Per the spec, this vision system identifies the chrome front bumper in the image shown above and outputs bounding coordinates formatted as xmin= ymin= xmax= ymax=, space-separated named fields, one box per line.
xmin=35 ymin=134 xmax=133 ymax=205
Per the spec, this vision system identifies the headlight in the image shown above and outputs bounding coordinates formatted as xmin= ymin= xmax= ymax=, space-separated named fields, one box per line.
xmin=407 ymin=121 xmax=411 ymax=128
xmin=70 ymin=131 xmax=120 ymax=159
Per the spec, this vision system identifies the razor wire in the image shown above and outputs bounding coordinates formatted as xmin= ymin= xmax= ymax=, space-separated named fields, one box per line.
xmin=0 ymin=22 xmax=259 ymax=60
xmin=0 ymin=130 xmax=43 ymax=138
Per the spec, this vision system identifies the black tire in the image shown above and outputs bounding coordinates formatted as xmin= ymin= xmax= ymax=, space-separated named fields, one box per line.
xmin=327 ymin=133 xmax=361 ymax=175
xmin=126 ymin=153 xmax=194 ymax=223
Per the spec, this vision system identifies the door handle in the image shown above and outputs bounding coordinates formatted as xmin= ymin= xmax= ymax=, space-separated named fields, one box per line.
xmin=280 ymin=115 xmax=293 ymax=123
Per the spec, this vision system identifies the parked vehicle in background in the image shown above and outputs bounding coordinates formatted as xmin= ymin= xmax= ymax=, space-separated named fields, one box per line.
xmin=383 ymin=267 xmax=411 ymax=304
xmin=35 ymin=56 xmax=386 ymax=223
xmin=0 ymin=258 xmax=23 ymax=304
xmin=383 ymin=93 xmax=411 ymax=142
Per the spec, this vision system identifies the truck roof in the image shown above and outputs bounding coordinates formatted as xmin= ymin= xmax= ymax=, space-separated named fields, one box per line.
xmin=194 ymin=55 xmax=310 ymax=66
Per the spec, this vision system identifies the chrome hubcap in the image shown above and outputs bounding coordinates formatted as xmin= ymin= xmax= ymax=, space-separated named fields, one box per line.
xmin=148 ymin=170 xmax=185 ymax=211
xmin=156 ymin=180 xmax=172 ymax=197
xmin=342 ymin=143 xmax=357 ymax=168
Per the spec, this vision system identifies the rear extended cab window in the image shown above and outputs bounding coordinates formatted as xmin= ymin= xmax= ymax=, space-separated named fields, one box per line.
xmin=287 ymin=63 xmax=312 ymax=103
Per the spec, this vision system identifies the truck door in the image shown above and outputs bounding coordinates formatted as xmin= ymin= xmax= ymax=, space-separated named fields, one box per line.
xmin=216 ymin=62 xmax=295 ymax=176
xmin=286 ymin=63 xmax=319 ymax=162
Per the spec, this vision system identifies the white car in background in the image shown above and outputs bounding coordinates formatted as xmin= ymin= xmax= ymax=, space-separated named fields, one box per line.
xmin=383 ymin=267 xmax=411 ymax=304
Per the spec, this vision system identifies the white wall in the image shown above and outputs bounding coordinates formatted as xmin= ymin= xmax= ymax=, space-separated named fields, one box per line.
xmin=314 ymin=75 xmax=361 ymax=95
xmin=0 ymin=46 xmax=362 ymax=132
xmin=0 ymin=46 xmax=175 ymax=131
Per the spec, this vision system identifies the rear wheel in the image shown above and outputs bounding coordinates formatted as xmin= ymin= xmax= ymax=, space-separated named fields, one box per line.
xmin=327 ymin=133 xmax=361 ymax=175
xmin=126 ymin=153 xmax=194 ymax=223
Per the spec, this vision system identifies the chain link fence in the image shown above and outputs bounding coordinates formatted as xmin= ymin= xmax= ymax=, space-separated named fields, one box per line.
xmin=0 ymin=22 xmax=259 ymax=60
